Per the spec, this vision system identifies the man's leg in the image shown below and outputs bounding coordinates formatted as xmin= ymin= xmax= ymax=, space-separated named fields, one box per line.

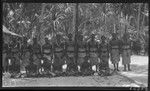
xmin=123 ymin=64 xmax=127 ymax=71
xmin=128 ymin=64 xmax=131 ymax=71
xmin=117 ymin=63 xmax=120 ymax=71
xmin=113 ymin=64 xmax=116 ymax=71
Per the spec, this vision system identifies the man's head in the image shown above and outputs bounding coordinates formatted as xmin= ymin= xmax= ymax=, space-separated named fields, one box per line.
xmin=45 ymin=37 xmax=49 ymax=44
xmin=33 ymin=37 xmax=37 ymax=44
xmin=123 ymin=33 xmax=129 ymax=41
xmin=101 ymin=35 xmax=106 ymax=42
xmin=91 ymin=34 xmax=95 ymax=41
xmin=56 ymin=34 xmax=61 ymax=42
xmin=112 ymin=33 xmax=117 ymax=40
xmin=23 ymin=37 xmax=28 ymax=44
xmin=12 ymin=37 xmax=17 ymax=44
xmin=68 ymin=33 xmax=73 ymax=41
xmin=78 ymin=34 xmax=83 ymax=41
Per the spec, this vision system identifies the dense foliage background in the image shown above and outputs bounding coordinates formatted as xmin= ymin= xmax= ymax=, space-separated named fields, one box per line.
xmin=3 ymin=3 xmax=149 ymax=48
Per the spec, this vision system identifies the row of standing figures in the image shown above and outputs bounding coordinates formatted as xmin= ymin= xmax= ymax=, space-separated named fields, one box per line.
xmin=2 ymin=33 xmax=132 ymax=78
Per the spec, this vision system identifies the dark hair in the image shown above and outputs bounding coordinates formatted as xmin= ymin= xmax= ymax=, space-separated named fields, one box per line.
xmin=33 ymin=37 xmax=37 ymax=42
xmin=91 ymin=34 xmax=95 ymax=38
xmin=56 ymin=34 xmax=61 ymax=38
xmin=112 ymin=33 xmax=116 ymax=37
xmin=123 ymin=33 xmax=129 ymax=41
xmin=78 ymin=34 xmax=83 ymax=40
xmin=101 ymin=35 xmax=106 ymax=40
xmin=23 ymin=37 xmax=27 ymax=42
xmin=112 ymin=33 xmax=118 ymax=40
xmin=12 ymin=37 xmax=16 ymax=42
xmin=45 ymin=37 xmax=48 ymax=40
xmin=68 ymin=33 xmax=73 ymax=39
xmin=45 ymin=37 xmax=49 ymax=43
xmin=86 ymin=21 xmax=91 ymax=26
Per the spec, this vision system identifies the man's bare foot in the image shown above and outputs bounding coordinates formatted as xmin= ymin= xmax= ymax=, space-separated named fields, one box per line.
xmin=123 ymin=69 xmax=127 ymax=71
xmin=128 ymin=69 xmax=132 ymax=71
xmin=114 ymin=69 xmax=117 ymax=71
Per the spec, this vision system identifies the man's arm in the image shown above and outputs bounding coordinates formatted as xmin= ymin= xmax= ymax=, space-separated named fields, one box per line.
xmin=98 ymin=44 xmax=101 ymax=58
xmin=119 ymin=39 xmax=123 ymax=55
xmin=86 ymin=42 xmax=89 ymax=57
xmin=108 ymin=41 xmax=112 ymax=57
xmin=129 ymin=40 xmax=132 ymax=55
xmin=61 ymin=42 xmax=67 ymax=59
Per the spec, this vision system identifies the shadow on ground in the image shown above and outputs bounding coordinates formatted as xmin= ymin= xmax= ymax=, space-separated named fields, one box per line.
xmin=119 ymin=64 xmax=148 ymax=74
xmin=118 ymin=64 xmax=148 ymax=87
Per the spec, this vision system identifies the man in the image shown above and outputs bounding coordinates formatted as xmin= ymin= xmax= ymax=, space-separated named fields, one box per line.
xmin=99 ymin=35 xmax=110 ymax=76
xmin=65 ymin=33 xmax=78 ymax=75
xmin=9 ymin=37 xmax=21 ymax=77
xmin=132 ymin=39 xmax=141 ymax=55
xmin=32 ymin=37 xmax=42 ymax=76
xmin=2 ymin=41 xmax=9 ymax=73
xmin=25 ymin=55 xmax=37 ymax=77
xmin=53 ymin=34 xmax=66 ymax=76
xmin=20 ymin=37 xmax=31 ymax=77
xmin=110 ymin=33 xmax=121 ymax=71
xmin=88 ymin=34 xmax=99 ymax=74
xmin=77 ymin=34 xmax=91 ymax=75
xmin=121 ymin=33 xmax=132 ymax=71
xmin=42 ymin=37 xmax=53 ymax=76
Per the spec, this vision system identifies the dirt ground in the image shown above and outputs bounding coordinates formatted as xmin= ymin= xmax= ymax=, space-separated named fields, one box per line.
xmin=2 ymin=75 xmax=141 ymax=87
xmin=110 ymin=55 xmax=148 ymax=87
xmin=2 ymin=55 xmax=148 ymax=87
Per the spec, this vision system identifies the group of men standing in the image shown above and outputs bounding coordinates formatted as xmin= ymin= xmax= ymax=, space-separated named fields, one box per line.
xmin=2 ymin=32 xmax=132 ymax=78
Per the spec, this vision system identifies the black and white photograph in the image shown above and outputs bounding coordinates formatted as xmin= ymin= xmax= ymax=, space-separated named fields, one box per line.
xmin=2 ymin=2 xmax=149 ymax=89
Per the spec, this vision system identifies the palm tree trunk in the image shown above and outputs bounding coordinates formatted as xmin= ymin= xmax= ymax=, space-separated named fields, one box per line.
xmin=137 ymin=3 xmax=142 ymax=54
xmin=39 ymin=3 xmax=47 ymax=45
xmin=137 ymin=3 xmax=142 ymax=37
xmin=141 ymin=3 xmax=147 ymax=54
xmin=72 ymin=4 xmax=76 ymax=34
xmin=125 ymin=15 xmax=128 ymax=34
xmin=74 ymin=3 xmax=79 ymax=65
xmin=104 ymin=3 xmax=106 ymax=33
xmin=40 ymin=3 xmax=47 ymax=22
xmin=142 ymin=3 xmax=146 ymax=30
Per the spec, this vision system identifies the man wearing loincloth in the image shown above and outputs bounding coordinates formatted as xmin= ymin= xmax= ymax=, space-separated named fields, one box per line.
xmin=9 ymin=37 xmax=21 ymax=77
xmin=121 ymin=33 xmax=132 ymax=71
xmin=87 ymin=34 xmax=99 ymax=74
xmin=32 ymin=37 xmax=42 ymax=76
xmin=65 ymin=33 xmax=78 ymax=75
xmin=77 ymin=34 xmax=91 ymax=75
xmin=99 ymin=35 xmax=110 ymax=76
xmin=42 ymin=37 xmax=53 ymax=75
xmin=20 ymin=37 xmax=31 ymax=76
xmin=2 ymin=41 xmax=9 ymax=73
xmin=110 ymin=33 xmax=121 ymax=71
xmin=53 ymin=34 xmax=66 ymax=75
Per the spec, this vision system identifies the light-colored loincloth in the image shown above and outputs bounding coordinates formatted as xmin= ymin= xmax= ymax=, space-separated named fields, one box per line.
xmin=89 ymin=57 xmax=99 ymax=66
xmin=122 ymin=49 xmax=131 ymax=65
xmin=110 ymin=49 xmax=120 ymax=64
xmin=78 ymin=53 xmax=86 ymax=58
xmin=77 ymin=57 xmax=85 ymax=66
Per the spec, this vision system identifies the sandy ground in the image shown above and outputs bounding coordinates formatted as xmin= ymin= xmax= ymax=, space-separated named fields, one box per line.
xmin=2 ymin=55 xmax=148 ymax=87
xmin=109 ymin=55 xmax=148 ymax=87
xmin=2 ymin=75 xmax=141 ymax=87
